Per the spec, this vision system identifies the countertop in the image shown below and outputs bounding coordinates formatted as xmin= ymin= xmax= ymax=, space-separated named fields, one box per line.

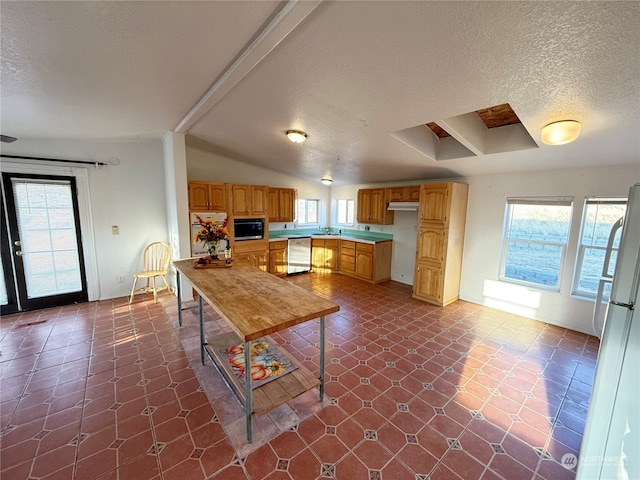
xmin=269 ymin=234 xmax=391 ymax=245
xmin=173 ymin=259 xmax=339 ymax=341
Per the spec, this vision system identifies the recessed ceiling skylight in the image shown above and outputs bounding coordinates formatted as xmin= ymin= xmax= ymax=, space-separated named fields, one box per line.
xmin=392 ymin=103 xmax=537 ymax=161
xmin=475 ymin=103 xmax=522 ymax=129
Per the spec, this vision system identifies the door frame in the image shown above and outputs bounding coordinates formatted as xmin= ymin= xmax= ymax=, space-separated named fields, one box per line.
xmin=0 ymin=198 xmax=18 ymax=314
xmin=3 ymin=172 xmax=89 ymax=311
xmin=0 ymin=161 xmax=100 ymax=304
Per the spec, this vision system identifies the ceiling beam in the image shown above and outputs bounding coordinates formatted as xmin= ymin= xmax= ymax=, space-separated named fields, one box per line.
xmin=174 ymin=0 xmax=323 ymax=134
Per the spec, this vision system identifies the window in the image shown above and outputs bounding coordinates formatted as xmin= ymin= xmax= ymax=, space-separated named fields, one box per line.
xmin=335 ymin=199 xmax=355 ymax=225
xmin=500 ymin=197 xmax=573 ymax=290
xmin=296 ymin=199 xmax=319 ymax=225
xmin=573 ymin=197 xmax=627 ymax=299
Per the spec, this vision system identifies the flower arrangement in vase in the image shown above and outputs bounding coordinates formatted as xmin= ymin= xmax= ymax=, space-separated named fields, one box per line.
xmin=193 ymin=215 xmax=231 ymax=262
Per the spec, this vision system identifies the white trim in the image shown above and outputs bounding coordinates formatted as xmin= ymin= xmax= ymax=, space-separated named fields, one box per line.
xmin=0 ymin=161 xmax=100 ymax=301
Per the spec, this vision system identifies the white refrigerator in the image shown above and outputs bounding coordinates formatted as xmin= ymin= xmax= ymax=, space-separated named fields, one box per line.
xmin=577 ymin=183 xmax=640 ymax=479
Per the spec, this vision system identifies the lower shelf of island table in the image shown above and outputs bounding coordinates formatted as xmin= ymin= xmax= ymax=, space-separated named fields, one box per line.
xmin=205 ymin=331 xmax=320 ymax=416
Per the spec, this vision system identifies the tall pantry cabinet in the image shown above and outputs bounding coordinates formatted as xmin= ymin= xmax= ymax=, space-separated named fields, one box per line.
xmin=413 ymin=182 xmax=469 ymax=306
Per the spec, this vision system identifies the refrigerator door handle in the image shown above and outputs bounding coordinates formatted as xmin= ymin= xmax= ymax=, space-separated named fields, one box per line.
xmin=610 ymin=300 xmax=634 ymax=310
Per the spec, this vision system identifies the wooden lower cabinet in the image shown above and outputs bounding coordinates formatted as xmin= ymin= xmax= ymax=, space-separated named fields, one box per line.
xmin=355 ymin=243 xmax=374 ymax=280
xmin=340 ymin=241 xmax=356 ymax=275
xmin=269 ymin=240 xmax=288 ymax=277
xmin=233 ymin=240 xmax=268 ymax=271
xmin=340 ymin=239 xmax=391 ymax=283
xmin=413 ymin=261 xmax=443 ymax=304
xmin=312 ymin=239 xmax=339 ymax=272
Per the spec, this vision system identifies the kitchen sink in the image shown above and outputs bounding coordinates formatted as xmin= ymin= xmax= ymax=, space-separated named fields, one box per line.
xmin=312 ymin=232 xmax=341 ymax=236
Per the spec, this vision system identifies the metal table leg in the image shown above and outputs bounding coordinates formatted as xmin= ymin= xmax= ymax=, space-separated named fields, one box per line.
xmin=176 ymin=271 xmax=182 ymax=326
xmin=244 ymin=340 xmax=253 ymax=443
xmin=319 ymin=315 xmax=325 ymax=401
xmin=198 ymin=296 xmax=205 ymax=365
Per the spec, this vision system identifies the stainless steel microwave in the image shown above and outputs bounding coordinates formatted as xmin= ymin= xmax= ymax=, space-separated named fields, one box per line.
xmin=233 ymin=218 xmax=265 ymax=241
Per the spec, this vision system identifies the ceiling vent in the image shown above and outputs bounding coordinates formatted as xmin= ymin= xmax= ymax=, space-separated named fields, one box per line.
xmin=391 ymin=103 xmax=537 ymax=161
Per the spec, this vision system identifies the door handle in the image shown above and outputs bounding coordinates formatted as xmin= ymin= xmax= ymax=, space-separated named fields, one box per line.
xmin=15 ymin=250 xmax=23 ymax=256
xmin=14 ymin=240 xmax=21 ymax=246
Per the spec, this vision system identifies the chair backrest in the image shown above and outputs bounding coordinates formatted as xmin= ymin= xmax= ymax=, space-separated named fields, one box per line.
xmin=142 ymin=242 xmax=172 ymax=272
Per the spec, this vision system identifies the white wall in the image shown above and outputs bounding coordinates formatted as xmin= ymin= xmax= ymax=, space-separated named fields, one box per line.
xmin=1 ymin=138 xmax=167 ymax=300
xmin=460 ymin=165 xmax=639 ymax=336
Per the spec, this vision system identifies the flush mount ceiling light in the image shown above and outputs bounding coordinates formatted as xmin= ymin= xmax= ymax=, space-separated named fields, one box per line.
xmin=541 ymin=120 xmax=581 ymax=145
xmin=321 ymin=178 xmax=333 ymax=186
xmin=286 ymin=130 xmax=307 ymax=143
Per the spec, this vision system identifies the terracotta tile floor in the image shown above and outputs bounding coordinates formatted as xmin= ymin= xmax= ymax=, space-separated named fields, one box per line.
xmin=0 ymin=272 xmax=599 ymax=480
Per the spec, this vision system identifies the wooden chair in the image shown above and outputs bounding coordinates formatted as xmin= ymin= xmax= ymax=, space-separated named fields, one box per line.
xmin=129 ymin=242 xmax=172 ymax=304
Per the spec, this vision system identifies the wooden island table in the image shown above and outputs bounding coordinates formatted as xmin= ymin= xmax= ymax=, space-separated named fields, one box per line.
xmin=172 ymin=259 xmax=339 ymax=442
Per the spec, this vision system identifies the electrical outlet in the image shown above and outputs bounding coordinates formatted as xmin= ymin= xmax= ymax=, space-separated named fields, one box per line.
xmin=117 ymin=275 xmax=124 ymax=283
xmin=112 ymin=225 xmax=119 ymax=235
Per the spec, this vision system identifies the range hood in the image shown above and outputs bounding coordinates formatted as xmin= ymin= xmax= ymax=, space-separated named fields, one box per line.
xmin=387 ymin=201 xmax=419 ymax=211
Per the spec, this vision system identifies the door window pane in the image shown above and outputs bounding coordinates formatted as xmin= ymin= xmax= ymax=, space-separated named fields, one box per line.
xmin=0 ymin=255 xmax=7 ymax=305
xmin=12 ymin=180 xmax=82 ymax=298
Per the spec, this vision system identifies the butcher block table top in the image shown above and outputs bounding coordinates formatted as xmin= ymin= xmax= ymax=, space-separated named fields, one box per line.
xmin=172 ymin=259 xmax=340 ymax=342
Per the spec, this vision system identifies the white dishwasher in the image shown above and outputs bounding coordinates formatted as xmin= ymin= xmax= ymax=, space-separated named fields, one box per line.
xmin=287 ymin=236 xmax=311 ymax=274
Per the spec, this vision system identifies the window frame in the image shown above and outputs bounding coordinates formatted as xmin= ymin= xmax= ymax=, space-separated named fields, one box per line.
xmin=571 ymin=197 xmax=627 ymax=300
xmin=334 ymin=198 xmax=355 ymax=226
xmin=296 ymin=198 xmax=320 ymax=226
xmin=499 ymin=196 xmax=574 ymax=291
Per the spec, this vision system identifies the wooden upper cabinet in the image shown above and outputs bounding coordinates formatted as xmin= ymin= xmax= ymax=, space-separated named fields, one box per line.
xmin=356 ymin=190 xmax=372 ymax=223
xmin=188 ymin=182 xmax=228 ymax=211
xmin=419 ymin=183 xmax=450 ymax=225
xmin=189 ymin=182 xmax=209 ymax=210
xmin=232 ymin=185 xmax=251 ymax=216
xmin=267 ymin=188 xmax=295 ymax=222
xmin=357 ymin=188 xmax=394 ymax=225
xmin=251 ymin=185 xmax=268 ymax=215
xmin=370 ymin=189 xmax=387 ymax=224
xmin=408 ymin=186 xmax=421 ymax=202
xmin=278 ymin=189 xmax=295 ymax=222
xmin=386 ymin=185 xmax=421 ymax=202
xmin=209 ymin=184 xmax=228 ymax=211
xmin=231 ymin=184 xmax=267 ymax=216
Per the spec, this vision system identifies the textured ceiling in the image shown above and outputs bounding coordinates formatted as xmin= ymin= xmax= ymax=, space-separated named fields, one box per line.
xmin=1 ymin=1 xmax=639 ymax=186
